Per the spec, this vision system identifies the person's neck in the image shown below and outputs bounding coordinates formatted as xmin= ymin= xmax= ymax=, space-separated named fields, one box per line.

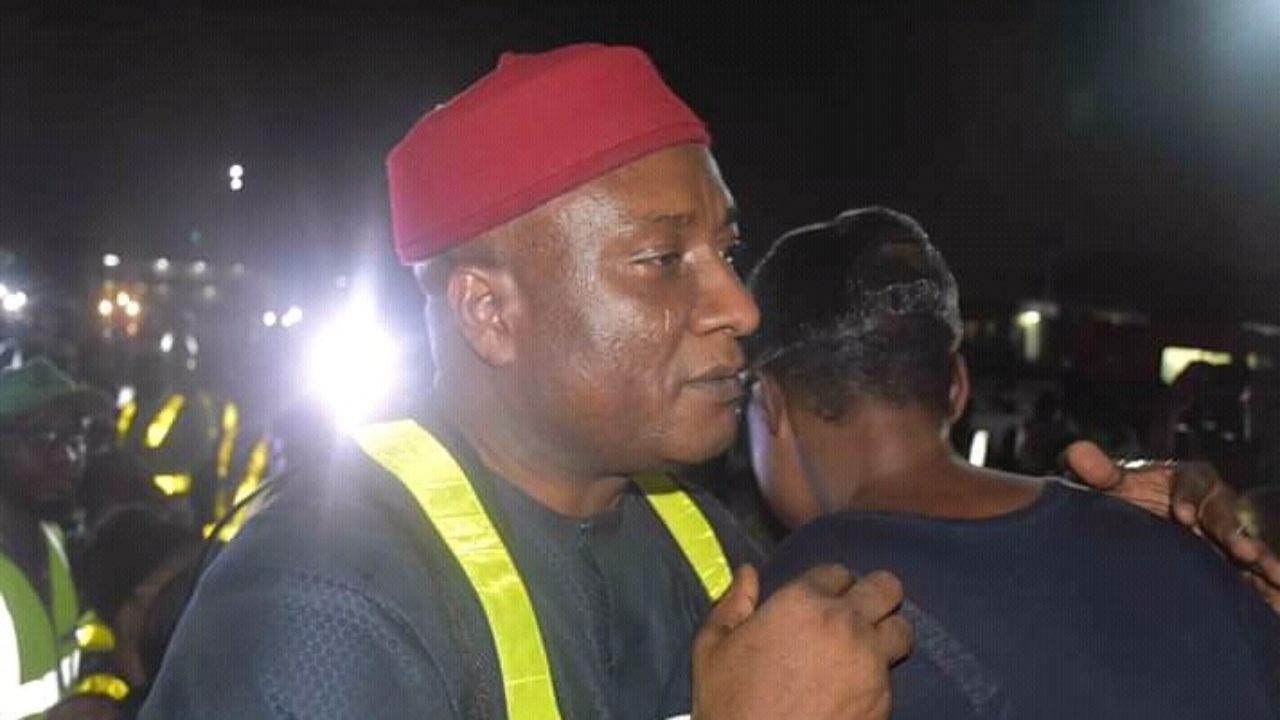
xmin=0 ymin=492 xmax=43 ymax=563
xmin=440 ymin=386 xmax=631 ymax=519
xmin=803 ymin=407 xmax=1041 ymax=520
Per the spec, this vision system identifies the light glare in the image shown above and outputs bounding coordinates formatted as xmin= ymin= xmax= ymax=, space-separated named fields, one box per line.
xmin=306 ymin=304 xmax=400 ymax=429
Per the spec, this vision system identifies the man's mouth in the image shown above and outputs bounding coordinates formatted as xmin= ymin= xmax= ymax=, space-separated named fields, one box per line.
xmin=686 ymin=365 xmax=747 ymax=403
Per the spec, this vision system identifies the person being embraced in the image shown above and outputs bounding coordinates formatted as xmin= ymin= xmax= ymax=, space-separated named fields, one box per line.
xmin=745 ymin=207 xmax=1280 ymax=719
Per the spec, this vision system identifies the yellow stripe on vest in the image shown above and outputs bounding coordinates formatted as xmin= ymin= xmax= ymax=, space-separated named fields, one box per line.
xmin=145 ymin=395 xmax=186 ymax=449
xmin=116 ymin=400 xmax=138 ymax=445
xmin=353 ymin=420 xmax=562 ymax=720
xmin=73 ymin=672 xmax=130 ymax=701
xmin=634 ymin=473 xmax=732 ymax=601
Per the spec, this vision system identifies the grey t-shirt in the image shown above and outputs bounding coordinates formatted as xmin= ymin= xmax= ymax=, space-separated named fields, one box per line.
xmin=141 ymin=416 xmax=760 ymax=719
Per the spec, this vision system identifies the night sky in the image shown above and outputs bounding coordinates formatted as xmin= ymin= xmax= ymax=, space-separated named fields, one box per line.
xmin=3 ymin=1 xmax=1278 ymax=324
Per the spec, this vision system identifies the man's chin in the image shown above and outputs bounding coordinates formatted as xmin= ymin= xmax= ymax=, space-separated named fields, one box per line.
xmin=663 ymin=417 xmax=740 ymax=467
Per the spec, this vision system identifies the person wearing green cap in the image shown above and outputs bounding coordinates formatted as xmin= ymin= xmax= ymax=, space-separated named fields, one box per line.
xmin=0 ymin=358 xmax=118 ymax=720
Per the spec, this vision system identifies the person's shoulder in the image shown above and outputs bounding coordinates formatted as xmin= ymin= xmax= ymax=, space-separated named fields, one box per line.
xmin=143 ymin=561 xmax=461 ymax=720
xmin=203 ymin=425 xmax=453 ymax=612
xmin=758 ymin=510 xmax=863 ymax=598
xmin=1046 ymin=479 xmax=1220 ymax=553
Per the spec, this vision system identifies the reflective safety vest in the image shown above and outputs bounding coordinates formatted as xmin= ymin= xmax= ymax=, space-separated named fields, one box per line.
xmin=120 ymin=392 xmax=219 ymax=499
xmin=204 ymin=435 xmax=271 ymax=543
xmin=0 ymin=525 xmax=80 ymax=720
xmin=70 ymin=613 xmax=130 ymax=703
xmin=352 ymin=420 xmax=732 ymax=720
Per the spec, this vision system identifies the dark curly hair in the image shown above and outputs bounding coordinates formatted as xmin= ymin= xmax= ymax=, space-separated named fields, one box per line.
xmin=746 ymin=206 xmax=962 ymax=421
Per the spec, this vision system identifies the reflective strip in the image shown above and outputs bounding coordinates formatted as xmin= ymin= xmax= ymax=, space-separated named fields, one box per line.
xmin=116 ymin=400 xmax=138 ymax=444
xmin=144 ymin=395 xmax=185 ymax=449
xmin=354 ymin=420 xmax=562 ymax=720
xmin=216 ymin=402 xmax=240 ymax=481
xmin=236 ymin=440 xmax=269 ymax=504
xmin=1 ymin=532 xmax=78 ymax=720
xmin=214 ymin=438 xmax=271 ymax=543
xmin=73 ymin=672 xmax=130 ymax=701
xmin=634 ymin=473 xmax=733 ymax=601
xmin=74 ymin=619 xmax=115 ymax=653
xmin=153 ymin=473 xmax=193 ymax=496
xmin=3 ymin=665 xmax=60 ymax=720
xmin=41 ymin=524 xmax=77 ymax=640
xmin=59 ymin=648 xmax=80 ymax=697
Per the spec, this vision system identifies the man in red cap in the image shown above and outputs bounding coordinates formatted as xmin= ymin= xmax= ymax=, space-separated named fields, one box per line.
xmin=141 ymin=43 xmax=911 ymax=720
xmin=140 ymin=44 xmax=1275 ymax=720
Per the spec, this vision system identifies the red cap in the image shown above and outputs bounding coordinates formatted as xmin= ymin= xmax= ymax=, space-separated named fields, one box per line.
xmin=386 ymin=44 xmax=711 ymax=263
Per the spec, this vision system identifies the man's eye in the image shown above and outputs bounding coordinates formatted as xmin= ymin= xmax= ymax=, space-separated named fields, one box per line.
xmin=642 ymin=252 xmax=682 ymax=268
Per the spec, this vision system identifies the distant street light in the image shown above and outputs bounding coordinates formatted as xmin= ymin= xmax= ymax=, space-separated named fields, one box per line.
xmin=230 ymin=177 xmax=244 ymax=192
xmin=103 ymin=253 xmax=121 ymax=268
xmin=97 ymin=299 xmax=114 ymax=317
xmin=281 ymin=306 xmax=304 ymax=328
xmin=262 ymin=311 xmax=278 ymax=328
xmin=3 ymin=292 xmax=29 ymax=313
xmin=229 ymin=164 xmax=244 ymax=179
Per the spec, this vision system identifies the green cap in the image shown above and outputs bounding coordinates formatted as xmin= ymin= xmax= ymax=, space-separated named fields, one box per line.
xmin=0 ymin=358 xmax=97 ymax=420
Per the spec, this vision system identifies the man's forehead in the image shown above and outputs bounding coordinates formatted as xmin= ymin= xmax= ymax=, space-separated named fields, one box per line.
xmin=567 ymin=145 xmax=736 ymax=226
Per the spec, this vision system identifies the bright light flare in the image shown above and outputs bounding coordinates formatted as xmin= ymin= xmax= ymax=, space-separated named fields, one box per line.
xmin=125 ymin=301 xmax=142 ymax=318
xmin=103 ymin=253 xmax=121 ymax=268
xmin=281 ymin=306 xmax=304 ymax=328
xmin=306 ymin=304 xmax=400 ymax=429
xmin=2 ymin=292 xmax=28 ymax=313
xmin=97 ymin=299 xmax=114 ymax=317
xmin=262 ymin=311 xmax=278 ymax=328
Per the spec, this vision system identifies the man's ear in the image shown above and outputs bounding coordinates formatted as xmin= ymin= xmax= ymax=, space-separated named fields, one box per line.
xmin=948 ymin=353 xmax=971 ymax=424
xmin=445 ymin=263 xmax=523 ymax=367
xmin=753 ymin=371 xmax=790 ymax=436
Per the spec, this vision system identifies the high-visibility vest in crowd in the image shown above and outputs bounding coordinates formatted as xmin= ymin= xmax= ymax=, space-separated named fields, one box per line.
xmin=0 ymin=524 xmax=80 ymax=720
xmin=352 ymin=419 xmax=732 ymax=720
xmin=204 ymin=434 xmax=272 ymax=543
xmin=70 ymin=612 xmax=130 ymax=703
xmin=119 ymin=392 xmax=219 ymax=500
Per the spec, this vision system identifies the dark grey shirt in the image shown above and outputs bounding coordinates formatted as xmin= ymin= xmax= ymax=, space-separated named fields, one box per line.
xmin=141 ymin=416 xmax=760 ymax=719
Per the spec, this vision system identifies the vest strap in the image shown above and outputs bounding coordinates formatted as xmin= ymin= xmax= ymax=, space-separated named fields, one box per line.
xmin=633 ymin=473 xmax=732 ymax=601
xmin=354 ymin=419 xmax=734 ymax=719
xmin=354 ymin=420 xmax=562 ymax=720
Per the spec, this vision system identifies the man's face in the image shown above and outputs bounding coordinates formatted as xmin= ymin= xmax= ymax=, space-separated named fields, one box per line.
xmin=0 ymin=402 xmax=88 ymax=518
xmin=504 ymin=144 xmax=759 ymax=473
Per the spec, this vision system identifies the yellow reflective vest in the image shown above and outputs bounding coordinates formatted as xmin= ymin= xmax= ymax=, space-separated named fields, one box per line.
xmin=0 ymin=524 xmax=79 ymax=720
xmin=353 ymin=419 xmax=732 ymax=720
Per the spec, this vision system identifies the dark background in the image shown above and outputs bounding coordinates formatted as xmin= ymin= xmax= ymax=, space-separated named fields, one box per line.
xmin=3 ymin=1 xmax=1279 ymax=326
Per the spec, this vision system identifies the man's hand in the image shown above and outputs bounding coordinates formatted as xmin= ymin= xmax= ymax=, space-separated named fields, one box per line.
xmin=1065 ymin=440 xmax=1280 ymax=613
xmin=691 ymin=564 xmax=912 ymax=720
